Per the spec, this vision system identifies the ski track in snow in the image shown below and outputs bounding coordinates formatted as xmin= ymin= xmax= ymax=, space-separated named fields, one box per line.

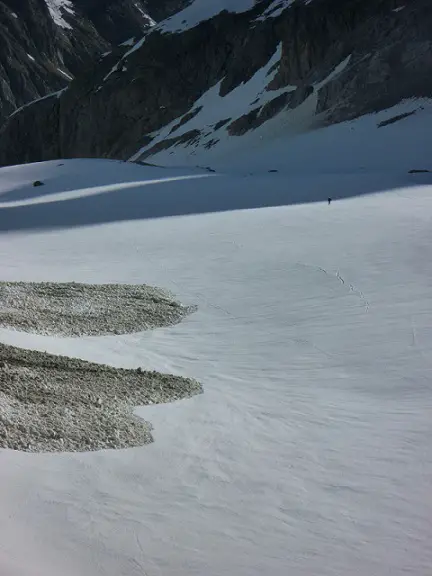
xmin=319 ymin=265 xmax=370 ymax=313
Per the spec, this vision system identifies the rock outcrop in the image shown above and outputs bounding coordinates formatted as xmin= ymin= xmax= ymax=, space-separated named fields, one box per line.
xmin=0 ymin=0 xmax=157 ymax=124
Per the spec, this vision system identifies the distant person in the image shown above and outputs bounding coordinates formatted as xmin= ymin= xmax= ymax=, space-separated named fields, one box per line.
xmin=328 ymin=197 xmax=332 ymax=205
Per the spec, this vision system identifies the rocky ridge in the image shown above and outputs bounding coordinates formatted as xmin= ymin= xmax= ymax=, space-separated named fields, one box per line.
xmin=0 ymin=0 xmax=190 ymax=125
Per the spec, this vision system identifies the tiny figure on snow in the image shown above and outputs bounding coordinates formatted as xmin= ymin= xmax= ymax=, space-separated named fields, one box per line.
xmin=328 ymin=197 xmax=332 ymax=205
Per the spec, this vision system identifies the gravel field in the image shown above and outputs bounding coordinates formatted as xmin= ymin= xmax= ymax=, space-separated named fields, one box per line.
xmin=0 ymin=281 xmax=201 ymax=453
xmin=0 ymin=281 xmax=196 ymax=336
xmin=0 ymin=342 xmax=202 ymax=453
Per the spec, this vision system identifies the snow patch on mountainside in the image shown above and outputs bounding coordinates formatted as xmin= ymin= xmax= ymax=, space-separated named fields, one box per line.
xmin=117 ymin=0 xmax=257 ymax=58
xmin=134 ymin=2 xmax=156 ymax=26
xmin=129 ymin=42 xmax=285 ymax=161
xmin=136 ymin=98 xmax=432 ymax=174
xmin=8 ymin=87 xmax=68 ymax=120
xmin=130 ymin=50 xmax=352 ymax=166
xmin=159 ymin=0 xmax=316 ymax=32
xmin=113 ymin=0 xmax=307 ymax=74
xmin=159 ymin=0 xmax=256 ymax=33
xmin=255 ymin=0 xmax=296 ymax=21
xmin=45 ymin=0 xmax=75 ymax=29
xmin=122 ymin=0 xmax=291 ymax=52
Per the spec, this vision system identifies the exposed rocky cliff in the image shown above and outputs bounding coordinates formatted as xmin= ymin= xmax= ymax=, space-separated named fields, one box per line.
xmin=0 ymin=0 xmax=160 ymax=124
xmin=1 ymin=0 xmax=431 ymax=167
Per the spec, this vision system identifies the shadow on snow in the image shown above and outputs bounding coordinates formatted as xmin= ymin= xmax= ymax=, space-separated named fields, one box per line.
xmin=0 ymin=166 xmax=431 ymax=233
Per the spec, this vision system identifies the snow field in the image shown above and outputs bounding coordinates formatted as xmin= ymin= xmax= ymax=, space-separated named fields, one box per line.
xmin=0 ymin=141 xmax=431 ymax=574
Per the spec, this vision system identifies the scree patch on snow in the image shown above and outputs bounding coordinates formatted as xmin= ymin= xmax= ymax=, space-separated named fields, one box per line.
xmin=0 ymin=281 xmax=196 ymax=336
xmin=0 ymin=342 xmax=202 ymax=453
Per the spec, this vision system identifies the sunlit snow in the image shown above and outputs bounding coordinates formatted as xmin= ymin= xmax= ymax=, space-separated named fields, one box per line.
xmin=1 ymin=95 xmax=432 ymax=575
xmin=45 ymin=0 xmax=74 ymax=29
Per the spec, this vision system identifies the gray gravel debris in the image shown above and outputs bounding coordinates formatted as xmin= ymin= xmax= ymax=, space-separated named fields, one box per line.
xmin=0 ymin=342 xmax=202 ymax=453
xmin=0 ymin=281 xmax=196 ymax=336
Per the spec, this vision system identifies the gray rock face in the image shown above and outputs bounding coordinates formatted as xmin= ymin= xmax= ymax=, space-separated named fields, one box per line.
xmin=1 ymin=0 xmax=431 ymax=166
xmin=0 ymin=0 xmax=157 ymax=125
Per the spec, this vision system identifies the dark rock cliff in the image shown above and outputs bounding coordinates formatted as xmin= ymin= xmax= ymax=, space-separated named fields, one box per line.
xmin=0 ymin=0 xmax=431 ymax=166
xmin=0 ymin=0 xmax=158 ymax=124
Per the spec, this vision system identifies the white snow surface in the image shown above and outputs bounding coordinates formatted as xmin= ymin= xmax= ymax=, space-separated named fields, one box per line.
xmin=1 ymin=108 xmax=432 ymax=576
xmin=117 ymin=0 xmax=258 ymax=59
xmin=120 ymin=0 xmax=298 ymax=56
xmin=134 ymin=2 xmax=156 ymax=26
xmin=159 ymin=0 xmax=256 ymax=33
xmin=57 ymin=68 xmax=73 ymax=80
xmin=45 ymin=0 xmax=74 ymax=29
xmin=158 ymin=0 xmax=314 ymax=33
xmin=255 ymin=0 xmax=299 ymax=21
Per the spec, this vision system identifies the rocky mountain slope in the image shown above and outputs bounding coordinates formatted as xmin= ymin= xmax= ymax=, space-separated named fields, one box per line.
xmin=1 ymin=0 xmax=431 ymax=167
xmin=0 ymin=0 xmax=184 ymax=124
